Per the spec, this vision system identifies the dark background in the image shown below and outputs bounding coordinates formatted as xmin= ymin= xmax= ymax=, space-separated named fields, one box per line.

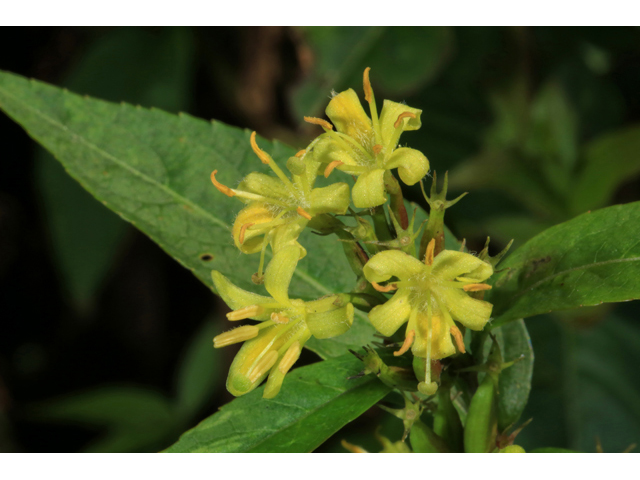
xmin=1 ymin=26 xmax=640 ymax=453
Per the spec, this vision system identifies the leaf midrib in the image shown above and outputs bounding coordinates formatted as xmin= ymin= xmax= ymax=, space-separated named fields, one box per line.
xmin=0 ymin=79 xmax=333 ymax=296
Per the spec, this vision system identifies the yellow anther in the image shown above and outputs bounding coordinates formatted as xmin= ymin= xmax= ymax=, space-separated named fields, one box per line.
xmin=394 ymin=330 xmax=415 ymax=356
xmin=213 ymin=325 xmax=259 ymax=348
xmin=270 ymin=312 xmax=290 ymax=324
xmin=424 ymin=238 xmax=435 ymax=266
xmin=372 ymin=144 xmax=383 ymax=155
xmin=239 ymin=222 xmax=255 ymax=245
xmin=394 ymin=111 xmax=417 ymax=129
xmin=295 ymin=149 xmax=306 ymax=158
xmin=323 ymin=160 xmax=344 ymax=178
xmin=226 ymin=305 xmax=264 ymax=321
xmin=462 ymin=283 xmax=492 ymax=292
xmin=250 ymin=131 xmax=272 ymax=165
xmin=450 ymin=325 xmax=466 ymax=353
xmin=210 ymin=170 xmax=236 ymax=197
xmin=371 ymin=281 xmax=398 ymax=293
xmin=303 ymin=116 xmax=333 ymax=130
xmin=296 ymin=206 xmax=312 ymax=220
xmin=279 ymin=341 xmax=301 ymax=374
xmin=363 ymin=67 xmax=373 ymax=103
xmin=341 ymin=439 xmax=368 ymax=453
xmin=248 ymin=350 xmax=278 ymax=383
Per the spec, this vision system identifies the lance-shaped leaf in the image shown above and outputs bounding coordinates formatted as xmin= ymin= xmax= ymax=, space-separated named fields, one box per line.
xmin=0 ymin=69 xmax=375 ymax=358
xmin=488 ymin=201 xmax=640 ymax=325
xmin=164 ymin=353 xmax=391 ymax=452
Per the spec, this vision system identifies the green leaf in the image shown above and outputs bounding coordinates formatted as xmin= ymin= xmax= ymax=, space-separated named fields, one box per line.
xmin=571 ymin=125 xmax=640 ymax=213
xmin=495 ymin=319 xmax=534 ymax=431
xmin=174 ymin=318 xmax=222 ymax=421
xmin=0 ymin=69 xmax=376 ymax=358
xmin=30 ymin=387 xmax=174 ymax=453
xmin=164 ymin=353 xmax=391 ymax=452
xmin=488 ymin=202 xmax=640 ymax=325
xmin=292 ymin=26 xmax=451 ymax=119
xmin=35 ymin=27 xmax=195 ymax=310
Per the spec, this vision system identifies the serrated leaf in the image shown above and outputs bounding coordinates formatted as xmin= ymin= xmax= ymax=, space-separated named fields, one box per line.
xmin=488 ymin=202 xmax=640 ymax=325
xmin=164 ymin=353 xmax=391 ymax=452
xmin=0 ymin=69 xmax=376 ymax=358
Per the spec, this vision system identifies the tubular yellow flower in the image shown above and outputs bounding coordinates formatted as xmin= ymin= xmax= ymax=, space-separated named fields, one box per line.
xmin=363 ymin=240 xmax=493 ymax=391
xmin=211 ymin=132 xmax=351 ymax=281
xmin=211 ymin=246 xmax=354 ymax=398
xmin=307 ymin=68 xmax=430 ymax=208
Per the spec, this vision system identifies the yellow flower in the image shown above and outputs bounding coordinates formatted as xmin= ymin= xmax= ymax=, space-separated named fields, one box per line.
xmin=212 ymin=246 xmax=354 ymax=398
xmin=306 ymin=68 xmax=430 ymax=208
xmin=363 ymin=239 xmax=493 ymax=392
xmin=211 ymin=132 xmax=351 ymax=281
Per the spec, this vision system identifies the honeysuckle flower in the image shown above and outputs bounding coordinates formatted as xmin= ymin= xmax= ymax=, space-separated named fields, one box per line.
xmin=306 ymin=68 xmax=430 ymax=208
xmin=363 ymin=239 xmax=493 ymax=393
xmin=212 ymin=245 xmax=354 ymax=398
xmin=211 ymin=131 xmax=351 ymax=281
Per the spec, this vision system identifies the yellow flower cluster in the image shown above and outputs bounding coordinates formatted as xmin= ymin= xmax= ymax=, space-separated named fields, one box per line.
xmin=210 ymin=68 xmax=494 ymax=398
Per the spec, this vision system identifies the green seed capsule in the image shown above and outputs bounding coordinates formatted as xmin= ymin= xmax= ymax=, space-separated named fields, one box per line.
xmin=464 ymin=374 xmax=498 ymax=453
xmin=410 ymin=420 xmax=450 ymax=453
xmin=499 ymin=445 xmax=526 ymax=453
xmin=433 ymin=386 xmax=464 ymax=452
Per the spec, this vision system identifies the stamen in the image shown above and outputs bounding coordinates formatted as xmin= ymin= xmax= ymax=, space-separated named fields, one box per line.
xmin=363 ymin=67 xmax=373 ymax=103
xmin=371 ymin=281 xmax=397 ymax=292
xmin=210 ymin=170 xmax=236 ymax=197
xmin=295 ymin=149 xmax=306 ymax=158
xmin=450 ymin=325 xmax=466 ymax=353
xmin=270 ymin=312 xmax=290 ymax=324
xmin=324 ymin=160 xmax=344 ymax=178
xmin=394 ymin=112 xmax=417 ymax=129
xmin=278 ymin=341 xmax=301 ymax=374
xmin=213 ymin=325 xmax=259 ymax=348
xmin=227 ymin=305 xmax=264 ymax=321
xmin=248 ymin=350 xmax=278 ymax=383
xmin=250 ymin=131 xmax=272 ymax=165
xmin=462 ymin=283 xmax=492 ymax=292
xmin=394 ymin=330 xmax=415 ymax=356
xmin=238 ymin=222 xmax=255 ymax=245
xmin=424 ymin=238 xmax=435 ymax=266
xmin=296 ymin=206 xmax=312 ymax=220
xmin=303 ymin=116 xmax=333 ymax=130
xmin=372 ymin=144 xmax=383 ymax=155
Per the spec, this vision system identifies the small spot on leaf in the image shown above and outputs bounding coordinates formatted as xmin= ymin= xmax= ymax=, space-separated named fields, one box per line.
xmin=200 ymin=253 xmax=214 ymax=262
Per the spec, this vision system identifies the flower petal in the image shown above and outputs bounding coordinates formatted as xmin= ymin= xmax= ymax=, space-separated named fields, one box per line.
xmin=310 ymin=182 xmax=350 ymax=215
xmin=378 ymin=100 xmax=422 ymax=147
xmin=264 ymin=245 xmax=300 ymax=305
xmin=368 ymin=289 xmax=412 ymax=336
xmin=352 ymin=168 xmax=387 ymax=208
xmin=306 ymin=301 xmax=354 ymax=339
xmin=325 ymin=88 xmax=373 ymax=141
xmin=238 ymin=172 xmax=287 ymax=201
xmin=226 ymin=321 xmax=308 ymax=396
xmin=434 ymin=287 xmax=493 ymax=331
xmin=211 ymin=270 xmax=275 ymax=320
xmin=384 ymin=147 xmax=430 ymax=186
xmin=409 ymin=312 xmax=456 ymax=360
xmin=308 ymin=134 xmax=362 ymax=168
xmin=364 ymin=249 xmax=426 ymax=283
xmin=232 ymin=202 xmax=277 ymax=254
xmin=431 ymin=250 xmax=493 ymax=282
xmin=269 ymin=222 xmax=307 ymax=258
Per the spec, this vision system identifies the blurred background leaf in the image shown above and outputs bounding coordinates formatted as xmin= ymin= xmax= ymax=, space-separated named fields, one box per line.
xmin=34 ymin=27 xmax=195 ymax=312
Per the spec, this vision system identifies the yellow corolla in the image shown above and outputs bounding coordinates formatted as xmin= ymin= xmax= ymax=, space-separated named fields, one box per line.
xmin=306 ymin=68 xmax=430 ymax=208
xmin=363 ymin=239 xmax=493 ymax=392
xmin=212 ymin=246 xmax=354 ymax=398
xmin=211 ymin=131 xmax=350 ymax=281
